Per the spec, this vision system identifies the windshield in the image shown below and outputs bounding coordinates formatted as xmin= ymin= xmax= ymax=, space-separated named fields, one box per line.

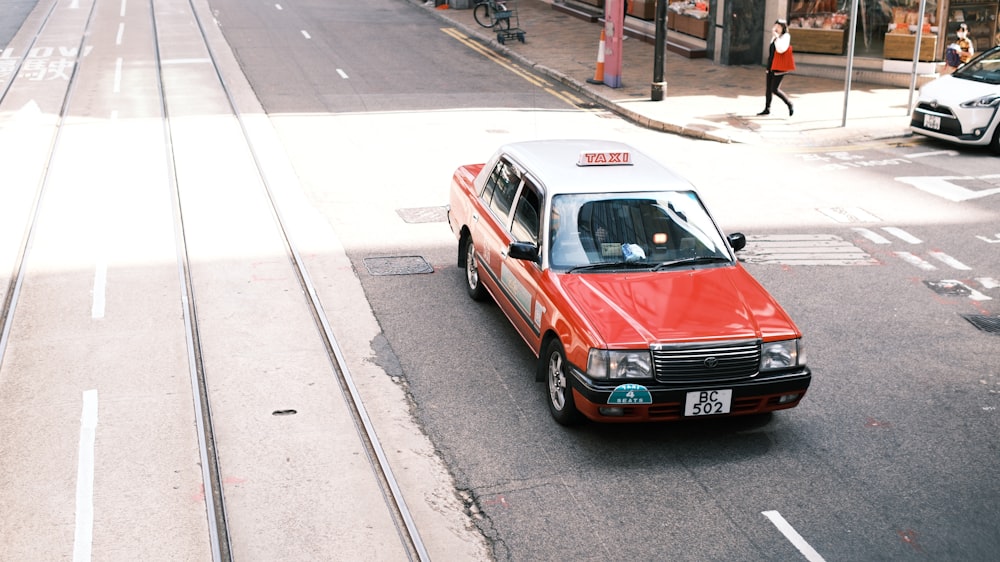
xmin=954 ymin=47 xmax=1000 ymax=85
xmin=547 ymin=191 xmax=732 ymax=271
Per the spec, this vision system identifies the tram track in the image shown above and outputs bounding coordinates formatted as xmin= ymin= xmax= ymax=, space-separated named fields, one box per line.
xmin=0 ymin=0 xmax=429 ymax=559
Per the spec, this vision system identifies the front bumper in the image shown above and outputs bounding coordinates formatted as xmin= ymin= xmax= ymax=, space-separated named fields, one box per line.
xmin=910 ymin=104 xmax=999 ymax=146
xmin=570 ymin=368 xmax=811 ymax=423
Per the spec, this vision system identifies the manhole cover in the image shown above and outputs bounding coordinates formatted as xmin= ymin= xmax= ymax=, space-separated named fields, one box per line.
xmin=396 ymin=206 xmax=447 ymax=224
xmin=363 ymin=256 xmax=433 ymax=276
xmin=962 ymin=314 xmax=1000 ymax=334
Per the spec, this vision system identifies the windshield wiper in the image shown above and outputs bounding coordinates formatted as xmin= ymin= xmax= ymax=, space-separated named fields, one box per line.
xmin=653 ymin=255 xmax=731 ymax=271
xmin=567 ymin=261 xmax=652 ymax=273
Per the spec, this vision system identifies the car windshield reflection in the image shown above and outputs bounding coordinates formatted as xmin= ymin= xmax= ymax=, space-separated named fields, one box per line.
xmin=954 ymin=47 xmax=1000 ymax=85
xmin=548 ymin=191 xmax=731 ymax=271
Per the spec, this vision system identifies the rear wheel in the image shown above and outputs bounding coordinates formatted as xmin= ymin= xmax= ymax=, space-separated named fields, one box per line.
xmin=545 ymin=340 xmax=582 ymax=426
xmin=464 ymin=236 xmax=488 ymax=301
xmin=472 ymin=3 xmax=492 ymax=28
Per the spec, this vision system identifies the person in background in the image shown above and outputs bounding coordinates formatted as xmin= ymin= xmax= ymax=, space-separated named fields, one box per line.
xmin=758 ymin=19 xmax=796 ymax=117
xmin=945 ymin=23 xmax=975 ymax=73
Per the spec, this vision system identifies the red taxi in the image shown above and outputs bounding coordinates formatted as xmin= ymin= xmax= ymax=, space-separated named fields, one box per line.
xmin=447 ymin=140 xmax=810 ymax=425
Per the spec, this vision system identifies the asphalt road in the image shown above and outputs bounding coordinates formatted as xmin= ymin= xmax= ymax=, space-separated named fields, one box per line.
xmin=205 ymin=0 xmax=1000 ymax=559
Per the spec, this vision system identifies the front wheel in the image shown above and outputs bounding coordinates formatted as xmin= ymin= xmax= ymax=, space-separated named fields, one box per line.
xmin=545 ymin=340 xmax=582 ymax=426
xmin=990 ymin=123 xmax=1000 ymax=155
xmin=464 ymin=236 xmax=488 ymax=301
xmin=473 ymin=3 xmax=493 ymax=28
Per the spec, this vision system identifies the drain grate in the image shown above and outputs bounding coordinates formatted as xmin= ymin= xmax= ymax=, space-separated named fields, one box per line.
xmin=396 ymin=206 xmax=448 ymax=224
xmin=363 ymin=256 xmax=434 ymax=276
xmin=961 ymin=314 xmax=1000 ymax=334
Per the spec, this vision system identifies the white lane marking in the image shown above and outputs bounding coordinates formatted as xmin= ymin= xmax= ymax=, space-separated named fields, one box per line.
xmin=906 ymin=150 xmax=959 ymax=158
xmin=896 ymin=176 xmax=1000 ymax=202
xmin=976 ymin=233 xmax=1000 ymax=244
xmin=894 ymin=251 xmax=937 ymax=271
xmin=928 ymin=251 xmax=971 ymax=270
xmin=119 ymin=0 xmax=127 ymax=17
xmin=336 ymin=68 xmax=348 ymax=79
xmin=881 ymin=227 xmax=922 ymax=244
xmin=115 ymin=23 xmax=124 ymax=45
xmin=113 ymin=57 xmax=122 ymax=93
xmin=817 ymin=207 xmax=881 ymax=223
xmin=977 ymin=277 xmax=1000 ymax=289
xmin=160 ymin=58 xmax=211 ymax=65
xmin=941 ymin=279 xmax=992 ymax=301
xmin=852 ymin=227 xmax=891 ymax=245
xmin=92 ymin=262 xmax=106 ymax=319
xmin=301 ymin=30 xmax=311 ymax=39
xmin=275 ymin=3 xmax=283 ymax=10
xmin=762 ymin=511 xmax=826 ymax=562
xmin=74 ymin=390 xmax=99 ymax=562
xmin=743 ymin=234 xmax=878 ymax=266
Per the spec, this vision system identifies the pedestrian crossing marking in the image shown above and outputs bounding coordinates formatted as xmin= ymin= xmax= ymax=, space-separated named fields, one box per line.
xmin=743 ymin=235 xmax=878 ymax=266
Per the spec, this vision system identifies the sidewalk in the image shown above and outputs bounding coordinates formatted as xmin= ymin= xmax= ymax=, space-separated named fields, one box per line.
xmin=422 ymin=0 xmax=920 ymax=147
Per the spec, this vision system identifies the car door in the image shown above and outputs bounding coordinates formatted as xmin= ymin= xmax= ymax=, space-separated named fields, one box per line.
xmin=499 ymin=177 xmax=547 ymax=352
xmin=473 ymin=157 xmax=521 ymax=300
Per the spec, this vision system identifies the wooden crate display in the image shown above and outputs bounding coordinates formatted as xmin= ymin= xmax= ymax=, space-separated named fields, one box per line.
xmin=883 ymin=33 xmax=937 ymax=62
xmin=627 ymin=0 xmax=656 ymax=21
xmin=791 ymin=28 xmax=846 ymax=55
xmin=669 ymin=13 xmax=709 ymax=39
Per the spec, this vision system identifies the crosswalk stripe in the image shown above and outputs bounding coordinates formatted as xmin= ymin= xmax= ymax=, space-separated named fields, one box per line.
xmin=894 ymin=251 xmax=937 ymax=271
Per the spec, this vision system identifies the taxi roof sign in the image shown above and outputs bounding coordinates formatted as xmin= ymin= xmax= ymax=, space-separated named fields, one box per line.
xmin=577 ymin=150 xmax=632 ymax=166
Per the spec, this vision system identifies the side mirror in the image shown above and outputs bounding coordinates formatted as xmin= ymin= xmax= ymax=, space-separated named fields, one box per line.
xmin=508 ymin=241 xmax=540 ymax=263
xmin=728 ymin=232 xmax=747 ymax=253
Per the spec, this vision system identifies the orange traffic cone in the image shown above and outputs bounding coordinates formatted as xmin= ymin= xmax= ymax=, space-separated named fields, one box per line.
xmin=587 ymin=29 xmax=606 ymax=85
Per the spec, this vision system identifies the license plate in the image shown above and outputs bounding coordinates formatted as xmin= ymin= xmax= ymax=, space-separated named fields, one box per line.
xmin=684 ymin=389 xmax=732 ymax=416
xmin=923 ymin=113 xmax=941 ymax=130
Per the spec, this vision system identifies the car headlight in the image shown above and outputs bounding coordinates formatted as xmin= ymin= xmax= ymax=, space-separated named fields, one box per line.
xmin=960 ymin=94 xmax=1000 ymax=109
xmin=587 ymin=349 xmax=653 ymax=380
xmin=760 ymin=339 xmax=806 ymax=372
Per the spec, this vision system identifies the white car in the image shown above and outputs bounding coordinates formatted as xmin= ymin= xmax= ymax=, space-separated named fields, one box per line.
xmin=911 ymin=46 xmax=1000 ymax=154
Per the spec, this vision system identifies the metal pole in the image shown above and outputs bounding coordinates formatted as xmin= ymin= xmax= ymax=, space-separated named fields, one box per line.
xmin=651 ymin=0 xmax=667 ymax=101
xmin=842 ymin=0 xmax=860 ymax=127
xmin=908 ymin=0 xmax=928 ymax=113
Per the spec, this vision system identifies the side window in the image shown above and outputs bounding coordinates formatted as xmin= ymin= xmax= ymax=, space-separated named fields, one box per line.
xmin=484 ymin=159 xmax=520 ymax=222
xmin=511 ymin=181 xmax=541 ymax=245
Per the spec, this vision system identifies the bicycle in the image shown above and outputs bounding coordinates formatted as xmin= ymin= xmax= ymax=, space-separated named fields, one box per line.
xmin=473 ymin=0 xmax=511 ymax=30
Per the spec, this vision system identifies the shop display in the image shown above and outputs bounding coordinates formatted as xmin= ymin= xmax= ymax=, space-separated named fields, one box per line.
xmin=667 ymin=1 xmax=710 ymax=39
xmin=883 ymin=1 xmax=939 ymax=61
xmin=947 ymin=2 xmax=999 ymax=53
xmin=788 ymin=0 xmax=850 ymax=54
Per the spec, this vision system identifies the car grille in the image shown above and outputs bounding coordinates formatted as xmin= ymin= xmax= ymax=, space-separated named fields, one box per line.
xmin=914 ymin=102 xmax=956 ymax=118
xmin=652 ymin=339 xmax=760 ymax=384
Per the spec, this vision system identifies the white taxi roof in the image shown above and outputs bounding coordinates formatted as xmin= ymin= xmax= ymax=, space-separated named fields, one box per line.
xmin=495 ymin=139 xmax=696 ymax=196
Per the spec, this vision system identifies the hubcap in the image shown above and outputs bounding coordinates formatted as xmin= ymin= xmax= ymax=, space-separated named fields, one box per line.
xmin=466 ymin=242 xmax=478 ymax=289
xmin=548 ymin=352 xmax=566 ymax=409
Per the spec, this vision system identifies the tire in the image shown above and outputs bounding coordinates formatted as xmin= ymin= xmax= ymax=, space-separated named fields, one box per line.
xmin=544 ymin=339 xmax=582 ymax=426
xmin=473 ymin=3 xmax=492 ymax=28
xmin=464 ymin=236 xmax=488 ymax=301
xmin=990 ymin=123 xmax=1000 ymax=155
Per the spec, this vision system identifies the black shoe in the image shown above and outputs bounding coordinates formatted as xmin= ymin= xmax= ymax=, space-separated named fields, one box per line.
xmin=789 ymin=105 xmax=795 ymax=116
xmin=757 ymin=109 xmax=770 ymax=116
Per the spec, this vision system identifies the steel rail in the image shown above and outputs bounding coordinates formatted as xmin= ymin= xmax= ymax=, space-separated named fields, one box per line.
xmin=176 ymin=0 xmax=431 ymax=559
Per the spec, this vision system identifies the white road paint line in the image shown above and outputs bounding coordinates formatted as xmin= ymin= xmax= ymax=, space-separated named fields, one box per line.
xmin=977 ymin=277 xmax=1000 ymax=289
xmin=906 ymin=150 xmax=959 ymax=158
xmin=852 ymin=227 xmax=891 ymax=244
xmin=119 ymin=0 xmax=127 ymax=17
xmin=73 ymin=390 xmax=98 ymax=562
xmin=92 ymin=262 xmax=106 ymax=319
xmin=115 ymin=23 xmax=124 ymax=45
xmin=762 ymin=511 xmax=826 ymax=562
xmin=928 ymin=251 xmax=971 ymax=270
xmin=113 ymin=57 xmax=122 ymax=93
xmin=275 ymin=4 xmax=283 ymax=10
xmin=894 ymin=251 xmax=937 ymax=271
xmin=881 ymin=227 xmax=922 ymax=244
xmin=336 ymin=68 xmax=348 ymax=79
xmin=896 ymin=176 xmax=1000 ymax=202
xmin=976 ymin=233 xmax=1000 ymax=244
xmin=817 ymin=207 xmax=881 ymax=223
xmin=160 ymin=58 xmax=212 ymax=65
xmin=301 ymin=30 xmax=311 ymax=39
xmin=941 ymin=280 xmax=992 ymax=301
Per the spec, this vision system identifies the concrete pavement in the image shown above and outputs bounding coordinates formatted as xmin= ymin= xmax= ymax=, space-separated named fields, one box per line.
xmin=422 ymin=0 xmax=924 ymax=147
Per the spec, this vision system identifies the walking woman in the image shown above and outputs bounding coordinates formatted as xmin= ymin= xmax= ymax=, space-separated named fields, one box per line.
xmin=758 ymin=19 xmax=796 ymax=116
